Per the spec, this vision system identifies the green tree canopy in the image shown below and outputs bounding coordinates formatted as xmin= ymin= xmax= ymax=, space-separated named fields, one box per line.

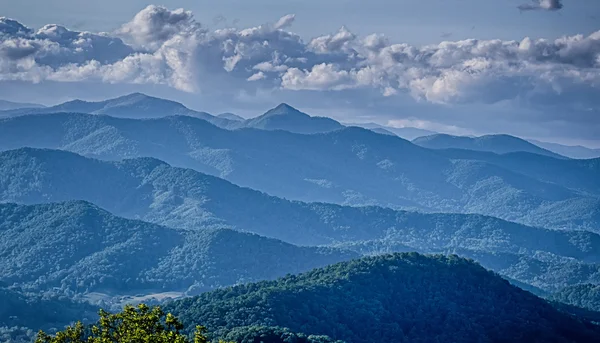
xmin=35 ymin=304 xmax=217 ymax=343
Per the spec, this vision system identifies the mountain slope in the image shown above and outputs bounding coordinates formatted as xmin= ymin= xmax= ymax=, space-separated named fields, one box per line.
xmin=0 ymin=201 xmax=356 ymax=296
xmin=0 ymin=287 xmax=98 ymax=334
xmin=348 ymin=122 xmax=437 ymax=140
xmin=529 ymin=139 xmax=600 ymax=159
xmin=414 ymin=133 xmax=565 ymax=159
xmin=0 ymin=93 xmax=238 ymax=128
xmin=550 ymin=284 xmax=600 ymax=312
xmin=0 ymin=113 xmax=596 ymax=229
xmin=244 ymin=103 xmax=344 ymax=134
xmin=435 ymin=149 xmax=600 ymax=200
xmin=1 ymin=148 xmax=599 ymax=290
xmin=167 ymin=253 xmax=600 ymax=343
xmin=0 ymin=100 xmax=44 ymax=111
xmin=217 ymin=112 xmax=244 ymax=121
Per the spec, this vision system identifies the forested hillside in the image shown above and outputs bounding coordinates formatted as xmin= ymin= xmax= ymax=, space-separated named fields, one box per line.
xmin=0 ymin=113 xmax=597 ymax=230
xmin=167 ymin=253 xmax=600 ymax=343
xmin=2 ymin=148 xmax=600 ymax=290
xmin=550 ymin=284 xmax=600 ymax=312
xmin=0 ymin=201 xmax=355 ymax=297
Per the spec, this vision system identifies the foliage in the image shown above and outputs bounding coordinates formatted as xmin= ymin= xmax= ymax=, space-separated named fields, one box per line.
xmin=0 ymin=201 xmax=354 ymax=297
xmin=0 ymin=286 xmax=97 ymax=342
xmin=0 ymin=286 xmax=97 ymax=331
xmin=1 ymin=148 xmax=599 ymax=291
xmin=550 ymin=284 xmax=600 ymax=312
xmin=166 ymin=253 xmax=600 ymax=343
xmin=221 ymin=326 xmax=345 ymax=343
xmin=35 ymin=304 xmax=219 ymax=343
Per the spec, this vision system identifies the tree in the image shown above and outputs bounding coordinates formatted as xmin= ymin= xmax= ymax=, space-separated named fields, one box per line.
xmin=35 ymin=304 xmax=219 ymax=343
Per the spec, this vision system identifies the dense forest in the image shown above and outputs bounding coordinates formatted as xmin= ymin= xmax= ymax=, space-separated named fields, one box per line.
xmin=166 ymin=253 xmax=600 ymax=343
xmin=0 ymin=201 xmax=355 ymax=298
xmin=2 ymin=148 xmax=600 ymax=291
xmin=0 ymin=286 xmax=98 ymax=342
xmin=550 ymin=284 xmax=600 ymax=312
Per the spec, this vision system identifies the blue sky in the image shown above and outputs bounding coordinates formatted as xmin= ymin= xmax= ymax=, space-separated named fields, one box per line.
xmin=4 ymin=0 xmax=599 ymax=44
xmin=0 ymin=0 xmax=599 ymax=146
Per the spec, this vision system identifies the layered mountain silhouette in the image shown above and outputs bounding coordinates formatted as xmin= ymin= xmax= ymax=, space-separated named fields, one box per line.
xmin=217 ymin=112 xmax=244 ymax=121
xmin=349 ymin=122 xmax=437 ymax=140
xmin=166 ymin=253 xmax=600 ymax=343
xmin=0 ymin=113 xmax=597 ymax=230
xmin=413 ymin=133 xmax=565 ymax=159
xmin=0 ymin=93 xmax=238 ymax=128
xmin=530 ymin=139 xmax=600 ymax=159
xmin=0 ymin=99 xmax=45 ymax=111
xmin=0 ymin=201 xmax=356 ymax=296
xmin=1 ymin=148 xmax=599 ymax=290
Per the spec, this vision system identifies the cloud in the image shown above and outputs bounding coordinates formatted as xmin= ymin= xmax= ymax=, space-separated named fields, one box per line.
xmin=116 ymin=5 xmax=201 ymax=51
xmin=518 ymin=0 xmax=564 ymax=12
xmin=0 ymin=5 xmax=598 ymax=114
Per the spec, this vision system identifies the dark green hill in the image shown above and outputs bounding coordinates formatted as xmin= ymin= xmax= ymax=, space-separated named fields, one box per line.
xmin=167 ymin=253 xmax=600 ymax=343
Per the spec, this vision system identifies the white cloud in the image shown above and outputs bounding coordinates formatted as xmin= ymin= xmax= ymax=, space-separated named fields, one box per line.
xmin=247 ymin=71 xmax=266 ymax=81
xmin=0 ymin=5 xmax=598 ymax=113
xmin=273 ymin=14 xmax=295 ymax=30
xmin=115 ymin=5 xmax=201 ymax=51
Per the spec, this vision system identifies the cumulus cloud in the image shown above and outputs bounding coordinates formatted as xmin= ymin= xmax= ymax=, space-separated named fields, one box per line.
xmin=518 ymin=0 xmax=564 ymax=12
xmin=0 ymin=5 xmax=599 ymax=113
xmin=116 ymin=5 xmax=201 ymax=51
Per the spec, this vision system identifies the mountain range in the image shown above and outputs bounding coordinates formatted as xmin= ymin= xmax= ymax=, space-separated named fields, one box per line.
xmin=0 ymin=100 xmax=45 ymax=111
xmin=347 ymin=122 xmax=438 ymax=140
xmin=529 ymin=139 xmax=600 ymax=159
xmin=413 ymin=133 xmax=566 ymax=159
xmin=0 ymin=112 xmax=598 ymax=231
xmin=1 ymin=148 xmax=599 ymax=291
xmin=1 ymin=93 xmax=599 ymax=342
xmin=0 ymin=93 xmax=344 ymax=134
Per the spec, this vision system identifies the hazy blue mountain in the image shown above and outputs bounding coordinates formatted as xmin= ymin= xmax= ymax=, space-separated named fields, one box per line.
xmin=413 ymin=133 xmax=566 ymax=159
xmin=217 ymin=112 xmax=244 ymax=121
xmin=1 ymin=148 xmax=599 ymax=290
xmin=435 ymin=149 xmax=600 ymax=206
xmin=0 ymin=100 xmax=45 ymax=111
xmin=244 ymin=103 xmax=344 ymax=134
xmin=166 ymin=253 xmax=600 ymax=343
xmin=0 ymin=201 xmax=356 ymax=297
xmin=530 ymin=139 xmax=600 ymax=159
xmin=0 ymin=93 xmax=239 ymax=128
xmin=0 ymin=113 xmax=597 ymax=229
xmin=550 ymin=284 xmax=600 ymax=312
xmin=347 ymin=122 xmax=438 ymax=140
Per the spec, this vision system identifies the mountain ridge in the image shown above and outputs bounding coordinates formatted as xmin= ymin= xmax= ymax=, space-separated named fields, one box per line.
xmin=1 ymin=148 xmax=599 ymax=291
xmin=413 ymin=133 xmax=566 ymax=159
xmin=166 ymin=253 xmax=600 ymax=343
xmin=0 ymin=114 xmax=597 ymax=231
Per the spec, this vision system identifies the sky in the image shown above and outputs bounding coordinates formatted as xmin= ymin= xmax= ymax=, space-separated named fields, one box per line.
xmin=0 ymin=0 xmax=599 ymax=147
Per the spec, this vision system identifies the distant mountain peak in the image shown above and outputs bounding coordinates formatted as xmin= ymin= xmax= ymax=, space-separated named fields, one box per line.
xmin=264 ymin=103 xmax=306 ymax=117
